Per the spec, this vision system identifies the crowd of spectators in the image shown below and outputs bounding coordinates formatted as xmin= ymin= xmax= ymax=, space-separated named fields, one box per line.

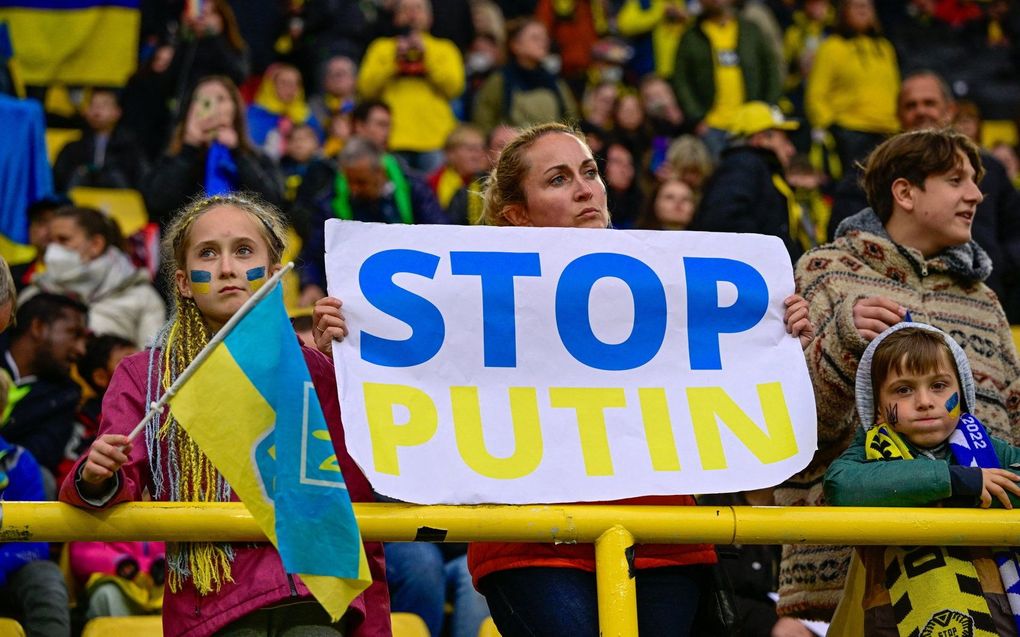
xmin=3 ymin=0 xmax=1020 ymax=634
xmin=25 ymin=0 xmax=1020 ymax=315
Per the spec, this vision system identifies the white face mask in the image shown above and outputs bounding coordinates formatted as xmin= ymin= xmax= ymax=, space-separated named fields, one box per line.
xmin=43 ymin=243 xmax=86 ymax=281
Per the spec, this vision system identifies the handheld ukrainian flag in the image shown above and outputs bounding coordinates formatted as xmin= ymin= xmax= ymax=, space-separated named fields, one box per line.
xmin=163 ymin=265 xmax=371 ymax=620
xmin=0 ymin=94 xmax=51 ymax=265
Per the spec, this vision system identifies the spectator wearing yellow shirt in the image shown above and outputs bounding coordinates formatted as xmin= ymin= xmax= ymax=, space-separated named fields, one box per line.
xmin=357 ymin=0 xmax=464 ymax=173
xmin=671 ymin=0 xmax=781 ymax=158
xmin=805 ymin=0 xmax=899 ymax=174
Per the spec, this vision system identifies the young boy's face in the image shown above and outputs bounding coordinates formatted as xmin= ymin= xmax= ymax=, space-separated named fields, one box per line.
xmin=286 ymin=127 xmax=319 ymax=163
xmin=876 ymin=351 xmax=961 ymax=448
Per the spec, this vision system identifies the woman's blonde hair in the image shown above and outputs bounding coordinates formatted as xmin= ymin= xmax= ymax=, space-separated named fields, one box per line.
xmin=150 ymin=193 xmax=287 ymax=596
xmin=480 ymin=122 xmax=588 ymax=226
xmin=0 ymin=257 xmax=16 ymax=311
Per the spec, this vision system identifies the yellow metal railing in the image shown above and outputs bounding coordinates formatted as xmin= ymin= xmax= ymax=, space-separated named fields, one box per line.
xmin=3 ymin=502 xmax=1020 ymax=636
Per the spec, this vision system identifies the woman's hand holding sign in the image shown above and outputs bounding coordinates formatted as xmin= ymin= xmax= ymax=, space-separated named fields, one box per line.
xmin=313 ymin=296 xmax=348 ymax=356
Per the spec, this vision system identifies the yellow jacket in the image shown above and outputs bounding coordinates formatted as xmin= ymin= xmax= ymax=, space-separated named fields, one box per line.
xmin=358 ymin=33 xmax=465 ymax=152
xmin=805 ymin=34 xmax=899 ymax=134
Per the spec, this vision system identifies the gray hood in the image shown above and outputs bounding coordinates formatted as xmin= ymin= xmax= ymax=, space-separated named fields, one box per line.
xmin=835 ymin=208 xmax=993 ymax=283
xmin=854 ymin=322 xmax=975 ymax=429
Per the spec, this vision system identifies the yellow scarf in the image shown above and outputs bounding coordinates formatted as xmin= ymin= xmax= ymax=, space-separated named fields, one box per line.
xmin=254 ymin=65 xmax=311 ymax=123
xmin=863 ymin=425 xmax=1000 ymax=637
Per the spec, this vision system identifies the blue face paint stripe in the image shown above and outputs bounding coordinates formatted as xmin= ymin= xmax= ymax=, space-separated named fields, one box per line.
xmin=246 ymin=267 xmax=266 ymax=282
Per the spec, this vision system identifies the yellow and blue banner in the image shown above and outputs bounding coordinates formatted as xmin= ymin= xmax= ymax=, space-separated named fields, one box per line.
xmin=0 ymin=93 xmax=51 ymax=265
xmin=0 ymin=1 xmax=139 ymax=87
xmin=167 ymin=282 xmax=371 ymax=620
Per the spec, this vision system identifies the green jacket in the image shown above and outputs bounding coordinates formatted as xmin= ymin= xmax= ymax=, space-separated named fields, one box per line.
xmin=671 ymin=15 xmax=781 ymax=125
xmin=825 ymin=427 xmax=1020 ymax=508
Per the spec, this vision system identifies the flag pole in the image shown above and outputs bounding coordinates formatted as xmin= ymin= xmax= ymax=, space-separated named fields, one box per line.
xmin=125 ymin=262 xmax=295 ymax=443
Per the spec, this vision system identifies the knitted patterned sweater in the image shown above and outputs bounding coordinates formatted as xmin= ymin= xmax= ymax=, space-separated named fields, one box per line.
xmin=774 ymin=208 xmax=1020 ymax=621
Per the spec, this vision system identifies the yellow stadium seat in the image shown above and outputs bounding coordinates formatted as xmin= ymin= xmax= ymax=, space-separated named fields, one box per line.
xmin=68 ymin=187 xmax=149 ymax=238
xmin=478 ymin=617 xmax=502 ymax=637
xmin=983 ymin=120 xmax=1018 ymax=148
xmin=282 ymin=226 xmax=303 ymax=312
xmin=391 ymin=612 xmax=430 ymax=637
xmin=0 ymin=618 xmax=25 ymax=637
xmin=45 ymin=127 xmax=82 ymax=165
xmin=81 ymin=615 xmax=162 ymax=637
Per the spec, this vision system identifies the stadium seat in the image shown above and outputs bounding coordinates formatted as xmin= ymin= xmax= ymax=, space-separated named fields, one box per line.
xmin=983 ymin=120 xmax=1019 ymax=148
xmin=478 ymin=617 xmax=502 ymax=637
xmin=80 ymin=615 xmax=161 ymax=637
xmin=282 ymin=226 xmax=303 ymax=311
xmin=390 ymin=612 xmax=430 ymax=637
xmin=44 ymin=128 xmax=82 ymax=165
xmin=0 ymin=619 xmax=25 ymax=637
xmin=69 ymin=187 xmax=149 ymax=237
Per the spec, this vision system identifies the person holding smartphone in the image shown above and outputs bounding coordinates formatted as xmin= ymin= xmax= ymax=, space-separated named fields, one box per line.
xmin=357 ymin=0 xmax=464 ymax=173
xmin=140 ymin=76 xmax=285 ymax=227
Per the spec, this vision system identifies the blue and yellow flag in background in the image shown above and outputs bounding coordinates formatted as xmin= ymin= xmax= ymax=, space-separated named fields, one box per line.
xmin=0 ymin=0 xmax=139 ymax=87
xmin=0 ymin=93 xmax=51 ymax=265
xmin=168 ymin=282 xmax=371 ymax=620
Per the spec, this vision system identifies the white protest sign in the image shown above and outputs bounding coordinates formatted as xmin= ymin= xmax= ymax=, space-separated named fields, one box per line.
xmin=326 ymin=221 xmax=817 ymax=504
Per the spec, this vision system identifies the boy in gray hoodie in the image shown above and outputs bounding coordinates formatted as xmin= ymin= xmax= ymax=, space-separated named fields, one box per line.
xmin=825 ymin=322 xmax=1020 ymax=636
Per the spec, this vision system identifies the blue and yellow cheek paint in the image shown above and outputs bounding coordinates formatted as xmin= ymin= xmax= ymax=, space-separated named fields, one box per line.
xmin=246 ymin=267 xmax=267 ymax=291
xmin=946 ymin=392 xmax=961 ymax=419
xmin=190 ymin=270 xmax=212 ymax=294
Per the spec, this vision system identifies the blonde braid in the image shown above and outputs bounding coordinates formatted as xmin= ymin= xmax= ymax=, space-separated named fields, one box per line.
xmin=160 ymin=293 xmax=236 ymax=595
xmin=153 ymin=192 xmax=288 ymax=596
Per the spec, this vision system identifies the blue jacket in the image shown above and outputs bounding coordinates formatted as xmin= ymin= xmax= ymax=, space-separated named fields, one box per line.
xmin=0 ymin=437 xmax=49 ymax=587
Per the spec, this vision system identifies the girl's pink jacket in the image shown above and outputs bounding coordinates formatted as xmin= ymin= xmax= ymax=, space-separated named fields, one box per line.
xmin=60 ymin=345 xmax=391 ymax=637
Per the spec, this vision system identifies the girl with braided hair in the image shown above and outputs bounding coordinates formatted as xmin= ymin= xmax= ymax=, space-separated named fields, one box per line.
xmin=59 ymin=194 xmax=390 ymax=637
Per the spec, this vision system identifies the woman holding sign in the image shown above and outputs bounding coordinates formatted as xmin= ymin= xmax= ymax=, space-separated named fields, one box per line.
xmin=474 ymin=124 xmax=713 ymax=635
xmin=60 ymin=194 xmax=390 ymax=637
xmin=314 ymin=122 xmax=815 ymax=635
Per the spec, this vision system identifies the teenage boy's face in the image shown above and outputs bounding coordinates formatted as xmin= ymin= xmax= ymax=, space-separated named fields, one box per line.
xmin=876 ymin=352 xmax=961 ymax=449
xmin=901 ymin=150 xmax=983 ymax=256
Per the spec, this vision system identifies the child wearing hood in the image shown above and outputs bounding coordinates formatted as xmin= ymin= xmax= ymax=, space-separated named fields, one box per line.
xmin=825 ymin=322 xmax=1020 ymax=636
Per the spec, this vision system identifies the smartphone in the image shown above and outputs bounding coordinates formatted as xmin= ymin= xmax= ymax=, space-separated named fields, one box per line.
xmin=197 ymin=97 xmax=215 ymax=119
xmin=186 ymin=0 xmax=205 ymax=20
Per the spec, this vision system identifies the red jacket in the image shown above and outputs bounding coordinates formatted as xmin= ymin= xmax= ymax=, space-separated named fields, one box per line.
xmin=468 ymin=494 xmax=716 ymax=586
xmin=59 ymin=345 xmax=391 ymax=637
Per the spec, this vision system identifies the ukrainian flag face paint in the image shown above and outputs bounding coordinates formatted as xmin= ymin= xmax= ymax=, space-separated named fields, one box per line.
xmin=946 ymin=392 xmax=960 ymax=419
xmin=190 ymin=270 xmax=212 ymax=294
xmin=246 ymin=267 xmax=267 ymax=291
